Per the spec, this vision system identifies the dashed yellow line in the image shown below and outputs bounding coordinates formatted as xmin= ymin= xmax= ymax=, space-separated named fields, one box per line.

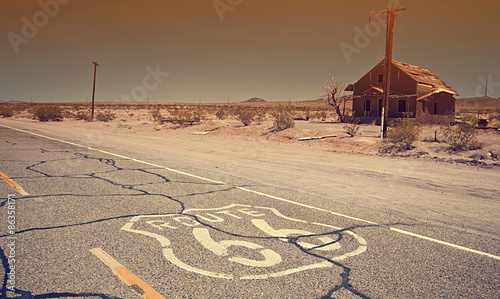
xmin=90 ymin=248 xmax=166 ymax=299
xmin=0 ymin=171 xmax=29 ymax=196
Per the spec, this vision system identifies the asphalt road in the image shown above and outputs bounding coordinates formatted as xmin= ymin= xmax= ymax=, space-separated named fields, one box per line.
xmin=0 ymin=120 xmax=499 ymax=299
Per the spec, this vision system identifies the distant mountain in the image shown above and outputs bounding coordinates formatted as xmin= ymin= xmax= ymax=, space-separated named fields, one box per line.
xmin=242 ymin=98 xmax=266 ymax=103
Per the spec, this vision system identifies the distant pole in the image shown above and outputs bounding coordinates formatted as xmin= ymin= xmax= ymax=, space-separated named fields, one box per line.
xmin=370 ymin=6 xmax=406 ymax=138
xmin=485 ymin=81 xmax=488 ymax=97
xmin=91 ymin=61 xmax=100 ymax=121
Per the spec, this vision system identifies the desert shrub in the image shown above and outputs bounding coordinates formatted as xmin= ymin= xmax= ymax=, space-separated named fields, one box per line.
xmin=236 ymin=107 xmax=257 ymax=126
xmin=386 ymin=117 xmax=422 ymax=150
xmin=74 ymin=110 xmax=91 ymax=121
xmin=314 ymin=110 xmax=328 ymax=121
xmin=441 ymin=116 xmax=478 ymax=151
xmin=469 ymin=150 xmax=490 ymax=160
xmin=167 ymin=107 xmax=202 ymax=125
xmin=33 ymin=105 xmax=63 ymax=121
xmin=192 ymin=108 xmax=206 ymax=123
xmin=487 ymin=145 xmax=500 ymax=159
xmin=343 ymin=118 xmax=360 ymax=137
xmin=215 ymin=106 xmax=229 ymax=120
xmin=0 ymin=107 xmax=15 ymax=117
xmin=272 ymin=105 xmax=295 ymax=130
xmin=95 ymin=110 xmax=116 ymax=122
xmin=150 ymin=108 xmax=164 ymax=123
xmin=61 ymin=110 xmax=74 ymax=118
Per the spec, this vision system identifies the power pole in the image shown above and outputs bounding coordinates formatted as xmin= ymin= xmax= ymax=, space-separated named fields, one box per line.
xmin=91 ymin=61 xmax=100 ymax=121
xmin=370 ymin=6 xmax=405 ymax=138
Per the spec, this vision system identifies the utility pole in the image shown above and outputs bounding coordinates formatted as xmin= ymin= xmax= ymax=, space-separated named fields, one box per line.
xmin=370 ymin=6 xmax=405 ymax=138
xmin=91 ymin=61 xmax=100 ymax=121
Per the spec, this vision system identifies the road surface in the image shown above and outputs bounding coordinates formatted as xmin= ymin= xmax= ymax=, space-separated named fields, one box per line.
xmin=0 ymin=119 xmax=499 ymax=298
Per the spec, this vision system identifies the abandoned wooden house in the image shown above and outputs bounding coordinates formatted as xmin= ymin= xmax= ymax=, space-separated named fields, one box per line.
xmin=348 ymin=60 xmax=459 ymax=124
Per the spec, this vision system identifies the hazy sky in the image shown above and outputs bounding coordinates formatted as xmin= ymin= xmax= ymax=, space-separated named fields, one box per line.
xmin=1 ymin=0 xmax=499 ymax=103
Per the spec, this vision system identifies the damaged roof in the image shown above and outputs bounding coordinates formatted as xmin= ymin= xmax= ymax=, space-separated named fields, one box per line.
xmin=392 ymin=60 xmax=459 ymax=96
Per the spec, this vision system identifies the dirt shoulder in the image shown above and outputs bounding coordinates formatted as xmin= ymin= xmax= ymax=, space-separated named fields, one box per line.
xmin=3 ymin=111 xmax=500 ymax=168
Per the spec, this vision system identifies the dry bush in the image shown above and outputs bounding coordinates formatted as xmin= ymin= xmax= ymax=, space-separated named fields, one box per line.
xmin=74 ymin=110 xmax=91 ymax=121
xmin=215 ymin=106 xmax=229 ymax=120
xmin=386 ymin=117 xmax=422 ymax=150
xmin=271 ymin=105 xmax=295 ymax=130
xmin=440 ymin=116 xmax=479 ymax=151
xmin=343 ymin=118 xmax=360 ymax=137
xmin=33 ymin=105 xmax=63 ymax=121
xmin=150 ymin=108 xmax=164 ymax=123
xmin=95 ymin=110 xmax=116 ymax=122
xmin=192 ymin=108 xmax=206 ymax=123
xmin=488 ymin=145 xmax=500 ymax=160
xmin=313 ymin=110 xmax=328 ymax=121
xmin=166 ymin=107 xmax=203 ymax=125
xmin=236 ymin=107 xmax=257 ymax=126
xmin=0 ymin=106 xmax=15 ymax=117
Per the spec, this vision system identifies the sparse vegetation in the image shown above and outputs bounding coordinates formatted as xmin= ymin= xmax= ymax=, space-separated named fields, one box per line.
xmin=272 ymin=105 xmax=295 ymax=130
xmin=441 ymin=116 xmax=479 ymax=151
xmin=166 ymin=107 xmax=204 ymax=125
xmin=150 ymin=108 xmax=164 ymax=123
xmin=386 ymin=115 xmax=422 ymax=150
xmin=33 ymin=105 xmax=63 ymax=121
xmin=74 ymin=110 xmax=91 ymax=121
xmin=236 ymin=107 xmax=257 ymax=126
xmin=0 ymin=107 xmax=15 ymax=118
xmin=343 ymin=118 xmax=360 ymax=137
xmin=215 ymin=106 xmax=229 ymax=120
xmin=95 ymin=110 xmax=116 ymax=122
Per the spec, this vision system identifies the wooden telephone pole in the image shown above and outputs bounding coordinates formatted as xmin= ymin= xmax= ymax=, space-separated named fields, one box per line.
xmin=91 ymin=61 xmax=99 ymax=121
xmin=369 ymin=6 xmax=405 ymax=138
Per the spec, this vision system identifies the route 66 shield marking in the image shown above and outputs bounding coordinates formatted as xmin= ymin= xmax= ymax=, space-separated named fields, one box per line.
xmin=121 ymin=204 xmax=367 ymax=280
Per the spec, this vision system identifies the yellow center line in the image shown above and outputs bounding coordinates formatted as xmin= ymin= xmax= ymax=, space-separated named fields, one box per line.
xmin=90 ymin=248 xmax=166 ymax=299
xmin=0 ymin=171 xmax=29 ymax=196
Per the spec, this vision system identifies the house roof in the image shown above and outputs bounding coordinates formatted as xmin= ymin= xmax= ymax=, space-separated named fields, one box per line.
xmin=392 ymin=60 xmax=459 ymax=96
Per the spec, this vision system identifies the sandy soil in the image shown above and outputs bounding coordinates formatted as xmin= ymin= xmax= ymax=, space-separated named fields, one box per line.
xmin=3 ymin=103 xmax=500 ymax=168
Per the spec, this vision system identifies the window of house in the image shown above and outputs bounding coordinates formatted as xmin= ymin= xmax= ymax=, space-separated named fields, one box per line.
xmin=378 ymin=74 xmax=384 ymax=84
xmin=398 ymin=100 xmax=407 ymax=113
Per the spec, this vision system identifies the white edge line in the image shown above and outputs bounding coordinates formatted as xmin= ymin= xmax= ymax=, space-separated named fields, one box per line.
xmin=3 ymin=124 xmax=500 ymax=262
xmin=390 ymin=228 xmax=500 ymax=261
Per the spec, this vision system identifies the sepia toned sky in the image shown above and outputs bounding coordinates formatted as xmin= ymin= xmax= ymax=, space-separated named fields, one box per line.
xmin=1 ymin=0 xmax=499 ymax=103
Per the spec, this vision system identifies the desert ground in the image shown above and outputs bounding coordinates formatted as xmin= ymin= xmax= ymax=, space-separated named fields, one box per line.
xmin=1 ymin=100 xmax=499 ymax=168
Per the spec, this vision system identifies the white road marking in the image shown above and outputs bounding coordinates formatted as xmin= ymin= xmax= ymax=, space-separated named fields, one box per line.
xmin=192 ymin=227 xmax=283 ymax=267
xmin=122 ymin=204 xmax=367 ymax=279
xmin=3 ymin=124 xmax=499 ymax=262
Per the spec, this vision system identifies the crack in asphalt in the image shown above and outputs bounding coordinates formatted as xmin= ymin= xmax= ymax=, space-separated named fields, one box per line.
xmin=0 ymin=147 xmax=397 ymax=298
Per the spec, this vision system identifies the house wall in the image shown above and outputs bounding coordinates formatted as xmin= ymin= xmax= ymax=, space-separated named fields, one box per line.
xmin=416 ymin=92 xmax=455 ymax=124
xmin=353 ymin=61 xmax=417 ymax=96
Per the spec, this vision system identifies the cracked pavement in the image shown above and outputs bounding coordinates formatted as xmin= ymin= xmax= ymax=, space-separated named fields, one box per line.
xmin=0 ymin=121 xmax=499 ymax=298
